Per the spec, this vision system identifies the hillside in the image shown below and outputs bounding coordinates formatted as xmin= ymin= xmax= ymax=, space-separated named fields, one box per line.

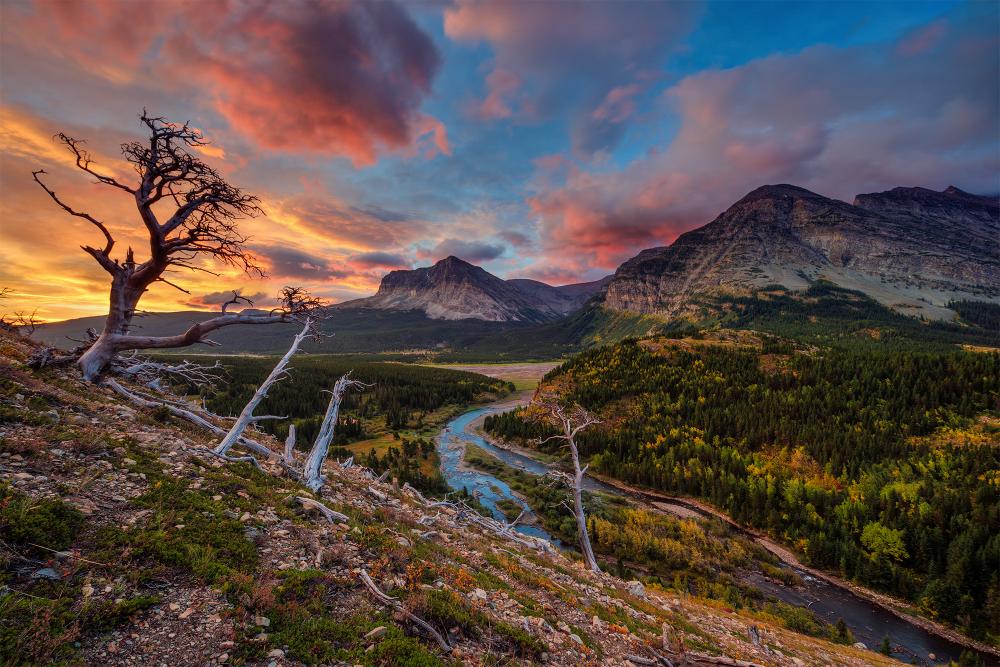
xmin=0 ymin=331 xmax=897 ymax=666
xmin=602 ymin=184 xmax=1000 ymax=321
xmin=484 ymin=334 xmax=1000 ymax=655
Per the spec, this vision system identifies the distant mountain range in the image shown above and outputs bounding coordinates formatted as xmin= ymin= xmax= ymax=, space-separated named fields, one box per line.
xmin=337 ymin=255 xmax=609 ymax=322
xmin=35 ymin=184 xmax=999 ymax=357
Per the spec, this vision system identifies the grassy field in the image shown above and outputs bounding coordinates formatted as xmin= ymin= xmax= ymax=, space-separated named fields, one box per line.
xmin=419 ymin=361 xmax=561 ymax=391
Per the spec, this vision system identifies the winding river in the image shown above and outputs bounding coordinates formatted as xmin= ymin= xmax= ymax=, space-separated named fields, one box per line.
xmin=436 ymin=392 xmax=998 ymax=666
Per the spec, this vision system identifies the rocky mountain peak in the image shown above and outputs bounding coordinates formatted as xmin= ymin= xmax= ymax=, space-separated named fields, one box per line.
xmin=603 ymin=182 xmax=1000 ymax=320
xmin=344 ymin=258 xmax=607 ymax=322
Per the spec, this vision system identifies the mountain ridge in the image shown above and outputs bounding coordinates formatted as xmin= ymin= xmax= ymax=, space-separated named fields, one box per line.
xmin=602 ymin=184 xmax=1000 ymax=320
xmin=339 ymin=256 xmax=608 ymax=322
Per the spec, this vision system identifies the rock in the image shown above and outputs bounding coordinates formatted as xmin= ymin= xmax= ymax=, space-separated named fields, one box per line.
xmin=364 ymin=626 xmax=387 ymax=640
xmin=217 ymin=652 xmax=229 ymax=663
xmin=471 ymin=588 xmax=488 ymax=601
xmin=791 ymin=659 xmax=805 ymax=666
xmin=626 ymin=580 xmax=645 ymax=598
xmin=852 ymin=642 xmax=867 ymax=650
xmin=178 ymin=607 xmax=194 ymax=619
xmin=31 ymin=567 xmax=61 ymax=581
xmin=254 ymin=616 xmax=271 ymax=627
xmin=266 ymin=648 xmax=285 ymax=658
xmin=569 ymin=633 xmax=583 ymax=645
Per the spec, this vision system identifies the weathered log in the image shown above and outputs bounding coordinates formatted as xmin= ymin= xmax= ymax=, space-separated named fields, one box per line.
xmin=295 ymin=496 xmax=348 ymax=523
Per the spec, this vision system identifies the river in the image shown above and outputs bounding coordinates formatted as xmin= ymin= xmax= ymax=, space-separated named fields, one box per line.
xmin=435 ymin=392 xmax=998 ymax=666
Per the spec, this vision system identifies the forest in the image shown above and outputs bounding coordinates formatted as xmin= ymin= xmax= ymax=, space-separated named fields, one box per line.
xmin=484 ymin=338 xmax=1000 ymax=643
xmin=171 ymin=356 xmax=510 ymax=494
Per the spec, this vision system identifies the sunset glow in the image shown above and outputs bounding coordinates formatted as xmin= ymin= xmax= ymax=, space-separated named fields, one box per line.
xmin=1 ymin=0 xmax=997 ymax=321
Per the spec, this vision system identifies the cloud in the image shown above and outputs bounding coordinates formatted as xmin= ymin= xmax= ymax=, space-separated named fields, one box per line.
xmin=444 ymin=0 xmax=701 ymax=154
xmin=255 ymin=246 xmax=352 ymax=281
xmin=184 ymin=290 xmax=268 ymax=310
xmin=350 ymin=251 xmax=411 ymax=269
xmin=420 ymin=238 xmax=505 ymax=263
xmin=10 ymin=0 xmax=445 ymax=166
xmin=526 ymin=7 xmax=1000 ymax=277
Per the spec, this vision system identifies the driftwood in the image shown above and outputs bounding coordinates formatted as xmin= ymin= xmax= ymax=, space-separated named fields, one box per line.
xmin=401 ymin=483 xmax=554 ymax=554
xmin=295 ymin=496 xmax=348 ymax=523
xmin=626 ymin=653 xmax=764 ymax=667
xmin=359 ymin=569 xmax=451 ymax=652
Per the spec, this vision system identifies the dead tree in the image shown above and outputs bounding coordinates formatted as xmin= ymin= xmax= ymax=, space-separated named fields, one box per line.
xmin=303 ymin=373 xmax=367 ymax=491
xmin=213 ymin=317 xmax=313 ymax=460
xmin=538 ymin=401 xmax=602 ymax=573
xmin=32 ymin=112 xmax=320 ymax=381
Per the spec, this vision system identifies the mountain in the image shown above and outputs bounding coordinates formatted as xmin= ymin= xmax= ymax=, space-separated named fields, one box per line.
xmin=603 ymin=184 xmax=1000 ymax=320
xmin=339 ymin=256 xmax=607 ymax=322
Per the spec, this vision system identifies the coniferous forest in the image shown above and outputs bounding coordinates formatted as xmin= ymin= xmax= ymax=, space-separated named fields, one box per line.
xmin=485 ymin=338 xmax=1000 ymax=642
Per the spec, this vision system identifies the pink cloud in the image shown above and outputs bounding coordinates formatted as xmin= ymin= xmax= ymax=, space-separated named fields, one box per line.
xmin=12 ymin=0 xmax=444 ymax=167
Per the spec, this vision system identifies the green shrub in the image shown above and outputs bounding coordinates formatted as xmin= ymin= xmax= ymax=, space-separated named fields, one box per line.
xmin=0 ymin=483 xmax=84 ymax=553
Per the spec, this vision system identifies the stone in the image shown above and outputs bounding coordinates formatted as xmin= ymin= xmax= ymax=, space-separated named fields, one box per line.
xmin=266 ymin=649 xmax=285 ymax=658
xmin=31 ymin=567 xmax=61 ymax=581
xmin=626 ymin=580 xmax=645 ymax=598
xmin=364 ymin=626 xmax=387 ymax=640
xmin=254 ymin=616 xmax=271 ymax=627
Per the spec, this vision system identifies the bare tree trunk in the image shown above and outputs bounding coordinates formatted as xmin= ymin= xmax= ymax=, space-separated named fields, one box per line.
xmin=568 ymin=437 xmax=600 ymax=573
xmin=303 ymin=374 xmax=364 ymax=491
xmin=283 ymin=424 xmax=297 ymax=464
xmin=213 ymin=318 xmax=311 ymax=457
xmin=538 ymin=402 xmax=602 ymax=573
xmin=78 ymin=270 xmax=146 ymax=381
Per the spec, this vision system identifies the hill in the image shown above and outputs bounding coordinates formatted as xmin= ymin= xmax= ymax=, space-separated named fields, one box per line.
xmin=484 ymin=334 xmax=1000 ymax=653
xmin=0 ymin=331 xmax=895 ymax=666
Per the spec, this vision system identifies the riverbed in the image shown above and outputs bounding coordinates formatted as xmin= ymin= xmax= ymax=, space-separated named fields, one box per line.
xmin=435 ymin=392 xmax=997 ymax=666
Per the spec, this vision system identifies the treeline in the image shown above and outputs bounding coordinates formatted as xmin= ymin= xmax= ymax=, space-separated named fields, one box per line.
xmin=486 ymin=340 xmax=1000 ymax=641
xmin=949 ymin=299 xmax=1000 ymax=332
xmin=179 ymin=356 xmax=511 ymax=446
xmin=357 ymin=437 xmax=448 ymax=495
xmin=707 ymin=282 xmax=1000 ymax=351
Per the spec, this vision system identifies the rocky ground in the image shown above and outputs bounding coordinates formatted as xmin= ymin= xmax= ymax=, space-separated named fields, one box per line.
xmin=0 ymin=331 xmax=898 ymax=666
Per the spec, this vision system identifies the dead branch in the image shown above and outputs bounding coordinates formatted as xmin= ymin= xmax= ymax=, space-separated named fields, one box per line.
xmin=283 ymin=424 xmax=297 ymax=464
xmin=295 ymin=496 xmax=348 ymax=523
xmin=359 ymin=569 xmax=452 ymax=652
xmin=302 ymin=374 xmax=367 ymax=491
xmin=213 ymin=318 xmax=311 ymax=458
xmin=105 ymin=378 xmax=275 ymax=460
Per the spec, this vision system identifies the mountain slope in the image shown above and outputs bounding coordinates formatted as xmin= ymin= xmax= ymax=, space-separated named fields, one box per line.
xmin=340 ymin=256 xmax=607 ymax=322
xmin=603 ymin=184 xmax=1000 ymax=321
xmin=0 ymin=331 xmax=894 ymax=666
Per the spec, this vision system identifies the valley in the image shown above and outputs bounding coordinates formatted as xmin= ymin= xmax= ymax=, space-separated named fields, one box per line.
xmin=432 ymin=381 xmax=997 ymax=665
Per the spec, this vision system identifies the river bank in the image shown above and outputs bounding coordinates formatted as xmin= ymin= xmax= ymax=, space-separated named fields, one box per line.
xmin=587 ymin=473 xmax=1000 ymax=663
xmin=438 ymin=392 xmax=998 ymax=665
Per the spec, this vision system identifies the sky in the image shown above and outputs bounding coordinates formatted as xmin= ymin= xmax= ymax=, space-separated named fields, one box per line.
xmin=0 ymin=0 xmax=997 ymax=322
